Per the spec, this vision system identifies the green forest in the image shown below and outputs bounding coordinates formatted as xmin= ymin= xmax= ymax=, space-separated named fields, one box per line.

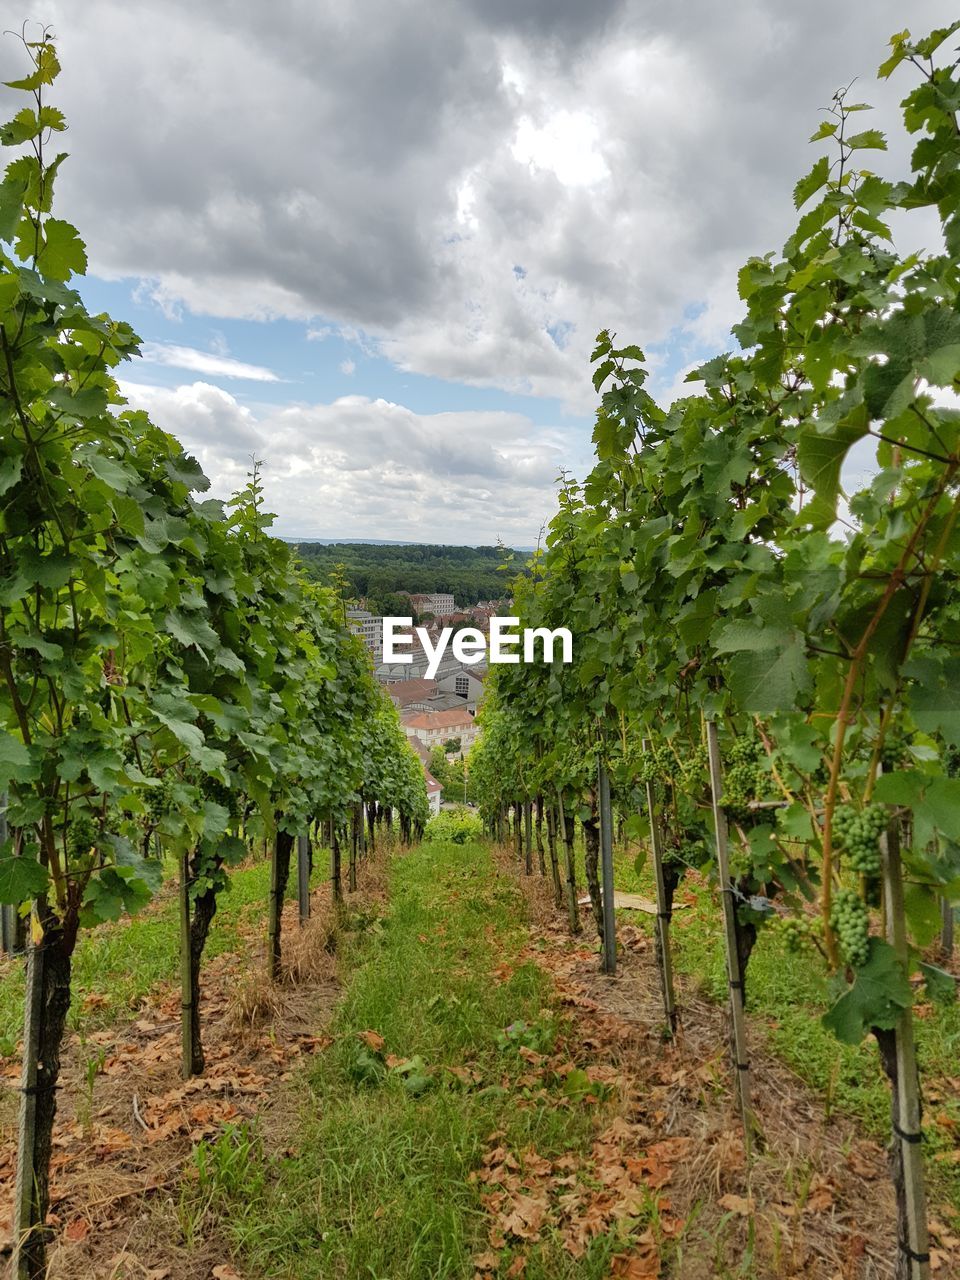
xmin=295 ymin=541 xmax=519 ymax=614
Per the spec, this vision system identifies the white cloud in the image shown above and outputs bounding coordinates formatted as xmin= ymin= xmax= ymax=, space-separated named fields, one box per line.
xmin=139 ymin=342 xmax=280 ymax=382
xmin=339 ymin=358 xmax=356 ymax=375
xmin=512 ymin=109 xmax=609 ymax=187
xmin=117 ymin=380 xmax=583 ymax=543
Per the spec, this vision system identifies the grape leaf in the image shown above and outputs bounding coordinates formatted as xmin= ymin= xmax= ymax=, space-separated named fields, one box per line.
xmin=0 ymin=853 xmax=48 ymax=904
xmin=37 ymin=217 xmax=87 ymax=281
xmin=822 ymin=939 xmax=913 ymax=1045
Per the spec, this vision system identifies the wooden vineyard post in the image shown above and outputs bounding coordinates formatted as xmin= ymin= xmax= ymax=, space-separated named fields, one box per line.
xmin=179 ymin=849 xmax=195 ymax=1079
xmin=1 ymin=793 xmax=17 ymax=955
xmin=555 ymin=789 xmax=580 ymax=934
xmin=12 ymin=913 xmax=43 ymax=1278
xmin=880 ymin=814 xmax=930 ymax=1280
xmin=331 ymin=825 xmax=343 ymax=904
xmin=642 ymin=738 xmax=677 ymax=1034
xmin=348 ymin=810 xmax=358 ymax=892
xmin=706 ymin=721 xmax=757 ymax=1153
xmin=534 ymin=795 xmax=546 ymax=877
xmin=297 ymin=833 xmax=310 ymax=926
xmin=268 ymin=830 xmax=290 ymax=981
xmin=544 ymin=798 xmax=563 ymax=908
xmin=357 ymin=798 xmax=366 ymax=859
xmin=941 ymin=896 xmax=954 ymax=959
xmin=597 ymin=761 xmax=617 ymax=975
xmin=524 ymin=799 xmax=533 ymax=875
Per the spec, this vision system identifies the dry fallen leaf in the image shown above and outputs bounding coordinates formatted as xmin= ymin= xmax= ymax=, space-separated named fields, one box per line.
xmin=718 ymin=1193 xmax=754 ymax=1216
xmin=212 ymin=1266 xmax=244 ymax=1280
xmin=804 ymin=1175 xmax=836 ymax=1213
xmin=609 ymin=1230 xmax=660 ymax=1278
xmin=63 ymin=1216 xmax=90 ymax=1243
xmin=358 ymin=1029 xmax=385 ymax=1052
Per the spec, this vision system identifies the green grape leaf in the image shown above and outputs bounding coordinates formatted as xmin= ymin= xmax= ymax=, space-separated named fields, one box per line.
xmin=3 ymin=43 xmax=61 ymax=91
xmin=37 ymin=217 xmax=87 ymax=281
xmin=917 ymin=960 xmax=956 ymax=1005
xmin=0 ymin=732 xmax=32 ymax=786
xmin=714 ymin=624 xmax=810 ymax=713
xmin=0 ymin=852 xmax=48 ymax=904
xmin=793 ymin=155 xmax=830 ymax=209
xmin=904 ymin=881 xmax=944 ymax=948
xmin=796 ymin=408 xmax=869 ymax=517
xmin=821 ymin=938 xmax=913 ymax=1045
xmin=0 ymin=454 xmax=23 ymax=497
xmin=0 ymin=170 xmax=28 ymax=239
xmin=846 ymin=129 xmax=887 ymax=151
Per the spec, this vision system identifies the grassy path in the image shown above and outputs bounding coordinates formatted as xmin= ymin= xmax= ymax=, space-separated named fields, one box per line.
xmin=200 ymin=840 xmax=623 ymax=1280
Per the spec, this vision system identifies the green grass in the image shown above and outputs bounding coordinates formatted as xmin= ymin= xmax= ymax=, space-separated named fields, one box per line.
xmin=189 ymin=841 xmax=632 ymax=1279
xmin=584 ymin=839 xmax=960 ymax=1220
xmin=0 ymin=857 xmax=279 ymax=1054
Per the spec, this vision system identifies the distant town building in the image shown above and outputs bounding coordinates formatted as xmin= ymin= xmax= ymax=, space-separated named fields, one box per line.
xmin=424 ymin=770 xmax=443 ymax=815
xmin=346 ymin=608 xmax=383 ymax=662
xmin=401 ymin=706 xmax=480 ymax=751
xmin=406 ymin=735 xmax=443 ymax=814
xmin=400 ymin=591 xmax=456 ymax=617
xmin=437 ymin=669 xmax=484 ymax=708
xmin=388 ymin=678 xmax=440 ymax=709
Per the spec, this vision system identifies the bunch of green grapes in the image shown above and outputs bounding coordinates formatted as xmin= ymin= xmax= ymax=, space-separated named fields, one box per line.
xmin=144 ymin=774 xmax=176 ymax=824
xmin=201 ymin=773 xmax=245 ymax=819
xmin=67 ymin=814 xmax=98 ymax=859
xmin=776 ymin=913 xmax=819 ymax=954
xmin=663 ymin=838 xmax=701 ymax=869
xmin=833 ymin=804 xmax=886 ymax=876
xmin=879 ymin=735 xmax=910 ymax=768
xmin=830 ymin=887 xmax=871 ymax=968
xmin=638 ymin=744 xmax=673 ymax=786
xmin=723 ymin=736 xmax=765 ymax=820
xmin=681 ymin=743 xmax=709 ymax=783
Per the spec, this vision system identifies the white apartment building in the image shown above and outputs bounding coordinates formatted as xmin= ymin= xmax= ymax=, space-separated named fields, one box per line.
xmin=426 ymin=592 xmax=455 ymax=616
xmin=346 ymin=608 xmax=383 ymax=661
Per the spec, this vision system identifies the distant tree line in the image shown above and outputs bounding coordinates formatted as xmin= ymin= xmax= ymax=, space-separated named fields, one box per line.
xmin=294 ymin=542 xmax=521 ymax=613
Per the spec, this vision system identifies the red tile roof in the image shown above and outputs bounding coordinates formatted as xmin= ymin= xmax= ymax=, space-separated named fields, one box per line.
xmin=390 ymin=678 xmax=439 ymax=706
xmin=402 ymin=707 xmax=477 ymax=731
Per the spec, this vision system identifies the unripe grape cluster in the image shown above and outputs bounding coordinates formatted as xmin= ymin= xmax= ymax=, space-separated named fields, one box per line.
xmin=200 ymin=774 xmax=245 ymax=819
xmin=723 ymin=736 xmax=765 ymax=820
xmin=879 ymin=736 xmax=909 ymax=768
xmin=777 ymin=913 xmax=819 ymax=954
xmin=663 ymin=839 xmax=702 ymax=869
xmin=682 ymin=744 xmax=709 ymax=783
xmin=144 ymin=774 xmax=176 ymax=823
xmin=639 ymin=744 xmax=673 ymax=786
xmin=832 ymin=804 xmax=886 ymax=876
xmin=67 ymin=814 xmax=98 ymax=859
xmin=830 ymin=887 xmax=871 ymax=968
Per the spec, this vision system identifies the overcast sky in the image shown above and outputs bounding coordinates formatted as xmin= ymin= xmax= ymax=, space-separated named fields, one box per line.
xmin=2 ymin=2 xmax=955 ymax=544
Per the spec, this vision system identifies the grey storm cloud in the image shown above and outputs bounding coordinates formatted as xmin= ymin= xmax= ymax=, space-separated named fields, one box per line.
xmin=4 ymin=0 xmax=954 ymax=415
